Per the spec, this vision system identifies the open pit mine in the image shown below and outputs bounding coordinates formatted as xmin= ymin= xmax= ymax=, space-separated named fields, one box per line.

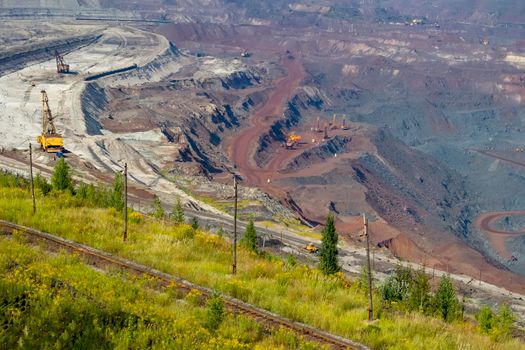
xmin=1 ymin=0 xmax=525 ymax=323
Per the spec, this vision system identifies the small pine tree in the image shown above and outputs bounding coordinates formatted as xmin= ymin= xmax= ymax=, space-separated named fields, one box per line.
xmin=34 ymin=173 xmax=52 ymax=196
xmin=110 ymin=172 xmax=124 ymax=212
xmin=241 ymin=219 xmax=257 ymax=252
xmin=495 ymin=304 xmax=514 ymax=338
xmin=152 ymin=195 xmax=164 ymax=219
xmin=407 ymin=268 xmax=431 ymax=312
xmin=51 ymin=158 xmax=72 ymax=192
xmin=217 ymin=226 xmax=224 ymax=238
xmin=191 ymin=216 xmax=200 ymax=231
xmin=432 ymin=275 xmax=461 ymax=322
xmin=204 ymin=293 xmax=224 ymax=332
xmin=173 ymin=196 xmax=185 ymax=224
xmin=318 ymin=213 xmax=339 ymax=275
xmin=476 ymin=305 xmax=495 ymax=334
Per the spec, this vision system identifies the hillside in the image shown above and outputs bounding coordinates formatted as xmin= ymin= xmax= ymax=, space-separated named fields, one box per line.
xmin=0 ymin=172 xmax=523 ymax=349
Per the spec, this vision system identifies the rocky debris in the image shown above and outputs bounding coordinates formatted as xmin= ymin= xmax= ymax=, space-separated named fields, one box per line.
xmin=284 ymin=135 xmax=351 ymax=172
xmin=182 ymin=175 xmax=296 ymax=222
xmin=351 ymin=128 xmax=468 ymax=232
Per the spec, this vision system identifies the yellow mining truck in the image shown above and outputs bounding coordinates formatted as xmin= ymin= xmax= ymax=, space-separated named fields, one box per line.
xmin=37 ymin=90 xmax=64 ymax=154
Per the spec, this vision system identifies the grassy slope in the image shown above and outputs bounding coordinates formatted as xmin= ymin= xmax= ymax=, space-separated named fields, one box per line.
xmin=0 ymin=187 xmax=523 ymax=349
xmin=0 ymin=237 xmax=320 ymax=349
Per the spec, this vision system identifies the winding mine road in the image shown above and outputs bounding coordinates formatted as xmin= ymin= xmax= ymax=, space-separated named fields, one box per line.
xmin=473 ymin=150 xmax=525 ymax=259
xmin=476 ymin=211 xmax=525 ymax=260
xmin=228 ymin=56 xmax=304 ymax=188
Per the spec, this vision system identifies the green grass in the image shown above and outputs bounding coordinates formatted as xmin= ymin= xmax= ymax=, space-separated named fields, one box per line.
xmin=0 ymin=187 xmax=523 ymax=349
xmin=0 ymin=236 xmax=322 ymax=349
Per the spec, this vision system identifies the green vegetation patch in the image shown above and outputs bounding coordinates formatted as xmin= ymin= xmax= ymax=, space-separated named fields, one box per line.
xmin=0 ymin=237 xmax=320 ymax=349
xmin=0 ymin=167 xmax=523 ymax=349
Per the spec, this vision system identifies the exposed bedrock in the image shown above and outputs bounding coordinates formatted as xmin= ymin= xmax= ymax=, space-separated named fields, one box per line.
xmin=79 ymin=53 xmax=265 ymax=175
xmin=350 ymin=129 xmax=469 ymax=233
xmin=284 ymin=135 xmax=351 ymax=172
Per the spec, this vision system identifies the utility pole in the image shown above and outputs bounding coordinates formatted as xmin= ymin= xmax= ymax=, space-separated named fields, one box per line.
xmin=363 ymin=213 xmax=373 ymax=321
xmin=232 ymin=174 xmax=238 ymax=274
xmin=123 ymin=163 xmax=128 ymax=242
xmin=29 ymin=143 xmax=36 ymax=214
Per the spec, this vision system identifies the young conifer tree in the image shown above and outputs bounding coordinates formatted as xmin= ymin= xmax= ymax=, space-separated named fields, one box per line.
xmin=173 ymin=196 xmax=185 ymax=224
xmin=51 ymin=158 xmax=72 ymax=192
xmin=241 ymin=219 xmax=257 ymax=252
xmin=319 ymin=213 xmax=339 ymax=275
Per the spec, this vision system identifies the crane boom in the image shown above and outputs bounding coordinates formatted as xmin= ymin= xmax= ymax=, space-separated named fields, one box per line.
xmin=55 ymin=49 xmax=70 ymax=73
xmin=41 ymin=90 xmax=56 ymax=135
xmin=37 ymin=90 xmax=63 ymax=153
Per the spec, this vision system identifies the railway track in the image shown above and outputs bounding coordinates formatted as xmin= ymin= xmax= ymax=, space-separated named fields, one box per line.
xmin=0 ymin=220 xmax=367 ymax=350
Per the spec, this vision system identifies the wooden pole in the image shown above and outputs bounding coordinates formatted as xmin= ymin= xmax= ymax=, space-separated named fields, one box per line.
xmin=123 ymin=163 xmax=128 ymax=242
xmin=29 ymin=143 xmax=36 ymax=214
xmin=364 ymin=213 xmax=373 ymax=321
xmin=232 ymin=175 xmax=238 ymax=274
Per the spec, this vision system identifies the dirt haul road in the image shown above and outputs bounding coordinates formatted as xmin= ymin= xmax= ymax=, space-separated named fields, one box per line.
xmin=477 ymin=211 xmax=525 ymax=260
xmin=227 ymin=56 xmax=304 ymax=192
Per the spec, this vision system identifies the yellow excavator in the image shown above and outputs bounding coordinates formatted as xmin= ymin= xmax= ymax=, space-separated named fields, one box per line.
xmin=37 ymin=90 xmax=64 ymax=154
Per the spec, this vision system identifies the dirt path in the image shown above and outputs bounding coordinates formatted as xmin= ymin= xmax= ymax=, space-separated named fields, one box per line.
xmin=476 ymin=211 xmax=525 ymax=260
xmin=227 ymin=56 xmax=305 ymax=190
xmin=476 ymin=149 xmax=525 ymax=169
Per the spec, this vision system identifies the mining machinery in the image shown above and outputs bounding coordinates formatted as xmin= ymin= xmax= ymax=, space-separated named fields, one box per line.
xmin=55 ymin=49 xmax=70 ymax=73
xmin=330 ymin=114 xmax=338 ymax=130
xmin=341 ymin=115 xmax=349 ymax=130
xmin=37 ymin=90 xmax=64 ymax=153
xmin=285 ymin=132 xmax=302 ymax=149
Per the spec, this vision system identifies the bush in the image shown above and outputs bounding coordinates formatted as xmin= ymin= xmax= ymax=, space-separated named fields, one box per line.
xmin=241 ymin=219 xmax=257 ymax=252
xmin=431 ymin=275 xmax=461 ymax=322
xmin=34 ymin=173 xmax=52 ymax=196
xmin=51 ymin=158 xmax=73 ymax=192
xmin=476 ymin=305 xmax=495 ymax=334
xmin=152 ymin=196 xmax=164 ymax=219
xmin=173 ymin=196 xmax=185 ymax=224
xmin=191 ymin=216 xmax=200 ymax=231
xmin=110 ymin=172 xmax=124 ymax=212
xmin=204 ymin=293 xmax=224 ymax=332
xmin=380 ymin=265 xmax=430 ymax=313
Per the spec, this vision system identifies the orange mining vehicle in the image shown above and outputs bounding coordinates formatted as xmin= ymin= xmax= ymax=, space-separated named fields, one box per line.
xmin=285 ymin=132 xmax=302 ymax=149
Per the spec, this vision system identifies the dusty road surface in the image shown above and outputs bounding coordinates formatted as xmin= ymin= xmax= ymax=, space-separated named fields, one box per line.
xmin=477 ymin=211 xmax=525 ymax=260
xmin=227 ymin=56 xmax=305 ymax=187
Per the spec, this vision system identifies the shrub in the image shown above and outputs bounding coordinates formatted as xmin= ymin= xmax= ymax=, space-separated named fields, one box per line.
xmin=476 ymin=305 xmax=495 ymax=334
xmin=152 ymin=195 xmax=164 ymax=219
xmin=51 ymin=158 xmax=73 ymax=192
xmin=110 ymin=172 xmax=124 ymax=212
xmin=129 ymin=211 xmax=143 ymax=224
xmin=191 ymin=216 xmax=200 ymax=231
xmin=432 ymin=275 xmax=461 ymax=322
xmin=494 ymin=304 xmax=515 ymax=339
xmin=241 ymin=219 xmax=257 ymax=252
xmin=173 ymin=196 xmax=185 ymax=224
xmin=34 ymin=173 xmax=52 ymax=196
xmin=204 ymin=293 xmax=224 ymax=332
